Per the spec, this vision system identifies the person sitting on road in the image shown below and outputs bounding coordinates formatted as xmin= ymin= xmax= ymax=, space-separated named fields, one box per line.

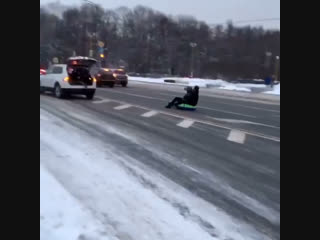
xmin=190 ymin=86 xmax=199 ymax=106
xmin=165 ymin=86 xmax=200 ymax=109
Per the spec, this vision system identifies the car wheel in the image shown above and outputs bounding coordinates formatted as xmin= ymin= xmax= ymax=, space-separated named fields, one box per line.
xmin=109 ymin=83 xmax=115 ymax=88
xmin=54 ymin=84 xmax=64 ymax=99
xmin=121 ymin=82 xmax=128 ymax=87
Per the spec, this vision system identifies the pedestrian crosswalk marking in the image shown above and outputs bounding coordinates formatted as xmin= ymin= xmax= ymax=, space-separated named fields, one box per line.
xmin=177 ymin=119 xmax=195 ymax=128
xmin=141 ymin=111 xmax=159 ymax=118
xmin=92 ymin=99 xmax=111 ymax=104
xmin=114 ymin=104 xmax=132 ymax=110
xmin=228 ymin=130 xmax=246 ymax=144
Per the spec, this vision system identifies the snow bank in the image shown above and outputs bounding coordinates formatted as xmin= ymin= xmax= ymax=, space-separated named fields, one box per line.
xmin=236 ymin=83 xmax=268 ymax=89
xmin=217 ymin=83 xmax=251 ymax=92
xmin=129 ymin=76 xmax=165 ymax=84
xmin=40 ymin=111 xmax=214 ymax=240
xmin=40 ymin=164 xmax=114 ymax=240
xmin=128 ymin=76 xmax=208 ymax=87
xmin=264 ymin=84 xmax=280 ymax=95
xmin=129 ymin=76 xmax=256 ymax=92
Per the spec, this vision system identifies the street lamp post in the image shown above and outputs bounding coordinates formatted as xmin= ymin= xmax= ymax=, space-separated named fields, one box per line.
xmin=274 ymin=56 xmax=280 ymax=82
xmin=190 ymin=42 xmax=197 ymax=78
xmin=82 ymin=0 xmax=99 ymax=58
xmin=265 ymin=52 xmax=273 ymax=69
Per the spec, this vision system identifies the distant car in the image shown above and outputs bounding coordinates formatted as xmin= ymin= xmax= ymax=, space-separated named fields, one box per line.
xmin=95 ymin=68 xmax=116 ymax=88
xmin=113 ymin=69 xmax=128 ymax=87
xmin=96 ymin=68 xmax=128 ymax=87
xmin=40 ymin=69 xmax=46 ymax=75
xmin=40 ymin=56 xmax=97 ymax=99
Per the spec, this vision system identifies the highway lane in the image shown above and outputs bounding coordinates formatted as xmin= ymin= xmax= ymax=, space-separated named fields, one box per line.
xmin=96 ymin=83 xmax=280 ymax=138
xmin=40 ymin=84 xmax=280 ymax=239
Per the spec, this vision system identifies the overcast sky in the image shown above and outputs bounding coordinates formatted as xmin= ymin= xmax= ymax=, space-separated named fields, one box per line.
xmin=40 ymin=0 xmax=280 ymax=29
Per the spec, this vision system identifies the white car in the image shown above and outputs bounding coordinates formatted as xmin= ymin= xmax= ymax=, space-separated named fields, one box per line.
xmin=40 ymin=57 xmax=97 ymax=99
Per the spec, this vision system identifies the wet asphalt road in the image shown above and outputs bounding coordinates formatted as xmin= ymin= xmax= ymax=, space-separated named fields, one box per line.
xmin=40 ymin=82 xmax=280 ymax=239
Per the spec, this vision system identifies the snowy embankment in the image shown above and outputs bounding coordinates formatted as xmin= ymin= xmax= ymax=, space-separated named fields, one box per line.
xmin=40 ymin=165 xmax=115 ymax=240
xmin=264 ymin=84 xmax=280 ymax=95
xmin=129 ymin=76 xmax=280 ymax=95
xmin=40 ymin=108 xmax=270 ymax=240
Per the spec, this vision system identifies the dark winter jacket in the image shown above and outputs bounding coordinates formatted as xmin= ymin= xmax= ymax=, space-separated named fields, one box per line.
xmin=183 ymin=87 xmax=193 ymax=103
xmin=183 ymin=86 xmax=199 ymax=106
xmin=190 ymin=88 xmax=199 ymax=106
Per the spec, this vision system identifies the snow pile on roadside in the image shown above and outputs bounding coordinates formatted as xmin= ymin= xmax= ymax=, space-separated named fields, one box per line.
xmin=40 ymin=111 xmax=215 ymax=240
xmin=217 ymin=83 xmax=251 ymax=92
xmin=236 ymin=83 xmax=268 ymax=89
xmin=170 ymin=77 xmax=208 ymax=87
xmin=129 ymin=76 xmax=219 ymax=88
xmin=185 ymin=78 xmax=253 ymax=92
xmin=129 ymin=76 xmax=165 ymax=84
xmin=129 ymin=76 xmax=255 ymax=92
xmin=128 ymin=76 xmax=208 ymax=87
xmin=40 ymin=164 xmax=115 ymax=240
xmin=264 ymin=84 xmax=280 ymax=95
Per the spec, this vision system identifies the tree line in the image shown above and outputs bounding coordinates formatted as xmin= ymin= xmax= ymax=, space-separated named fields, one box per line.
xmin=40 ymin=4 xmax=280 ymax=80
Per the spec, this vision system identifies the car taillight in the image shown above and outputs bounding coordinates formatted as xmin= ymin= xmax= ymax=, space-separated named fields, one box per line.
xmin=93 ymin=78 xmax=97 ymax=83
xmin=113 ymin=73 xmax=117 ymax=78
xmin=64 ymin=77 xmax=69 ymax=82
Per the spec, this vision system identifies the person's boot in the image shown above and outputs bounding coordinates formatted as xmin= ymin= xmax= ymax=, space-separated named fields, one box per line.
xmin=165 ymin=103 xmax=172 ymax=108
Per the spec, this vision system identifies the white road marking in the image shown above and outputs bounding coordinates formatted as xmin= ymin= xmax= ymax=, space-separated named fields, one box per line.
xmin=213 ymin=100 xmax=281 ymax=113
xmin=185 ymin=165 xmax=201 ymax=174
xmin=96 ymin=96 xmax=280 ymax=142
xmin=198 ymin=106 xmax=256 ymax=118
xmin=141 ymin=110 xmax=159 ymax=118
xmin=99 ymin=89 xmax=256 ymax=118
xmin=158 ymin=92 xmax=280 ymax=113
xmin=114 ymin=104 xmax=132 ymax=110
xmin=228 ymin=130 xmax=246 ymax=144
xmin=207 ymin=117 xmax=280 ymax=129
xmin=127 ymin=81 xmax=280 ymax=105
xmin=177 ymin=119 xmax=195 ymax=128
xmin=99 ymin=89 xmax=165 ymax=101
xmin=92 ymin=99 xmax=111 ymax=104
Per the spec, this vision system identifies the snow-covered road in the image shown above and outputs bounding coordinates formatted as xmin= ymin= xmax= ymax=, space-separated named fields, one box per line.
xmin=40 ymin=106 xmax=271 ymax=240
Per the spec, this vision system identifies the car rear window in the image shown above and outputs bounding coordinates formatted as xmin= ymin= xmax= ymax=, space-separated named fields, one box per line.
xmin=52 ymin=66 xmax=63 ymax=74
xmin=68 ymin=59 xmax=99 ymax=75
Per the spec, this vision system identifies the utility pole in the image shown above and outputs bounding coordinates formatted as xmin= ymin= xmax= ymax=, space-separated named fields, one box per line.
xmin=274 ymin=56 xmax=280 ymax=82
xmin=82 ymin=0 xmax=99 ymax=58
xmin=190 ymin=42 xmax=197 ymax=78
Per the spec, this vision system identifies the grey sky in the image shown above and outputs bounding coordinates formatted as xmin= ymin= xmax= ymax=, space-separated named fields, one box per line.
xmin=40 ymin=0 xmax=280 ymax=29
